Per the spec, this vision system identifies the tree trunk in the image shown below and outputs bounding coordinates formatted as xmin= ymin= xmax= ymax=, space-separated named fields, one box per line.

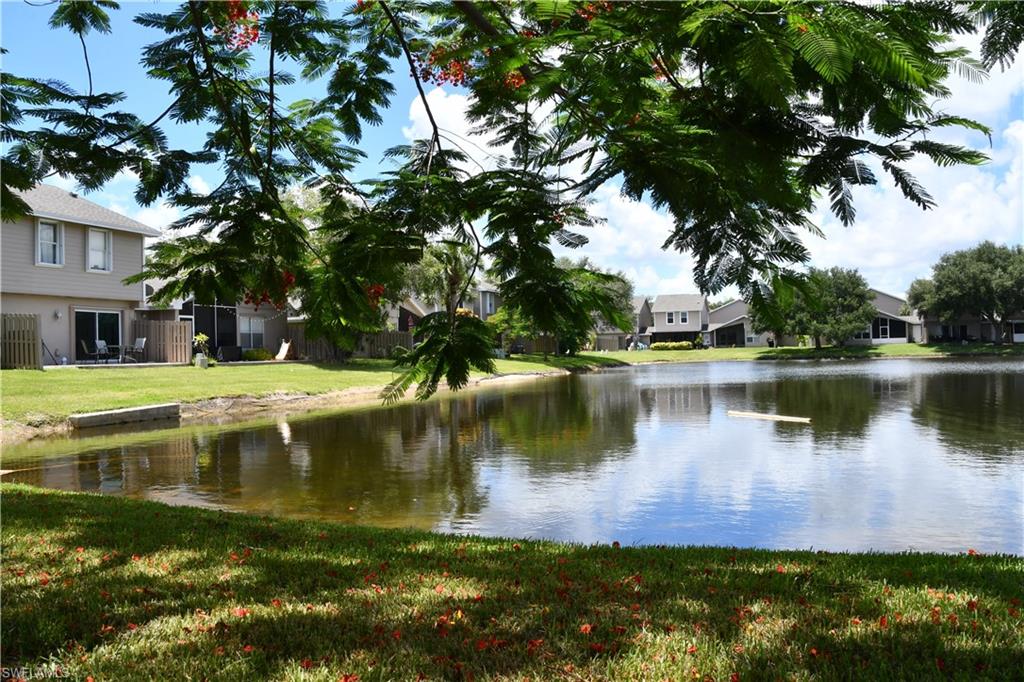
xmin=814 ymin=335 xmax=822 ymax=350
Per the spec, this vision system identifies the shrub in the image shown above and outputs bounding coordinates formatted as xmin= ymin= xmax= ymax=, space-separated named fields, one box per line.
xmin=650 ymin=341 xmax=693 ymax=351
xmin=242 ymin=348 xmax=274 ymax=361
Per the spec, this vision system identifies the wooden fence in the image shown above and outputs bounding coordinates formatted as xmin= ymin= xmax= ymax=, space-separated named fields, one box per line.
xmin=129 ymin=319 xmax=192 ymax=364
xmin=1 ymin=313 xmax=42 ymax=369
xmin=287 ymin=322 xmax=413 ymax=361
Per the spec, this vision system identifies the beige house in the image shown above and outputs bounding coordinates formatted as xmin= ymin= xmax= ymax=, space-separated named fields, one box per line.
xmin=648 ymin=293 xmax=709 ymax=343
xmin=848 ymin=289 xmax=924 ymax=345
xmin=595 ymin=296 xmax=653 ymax=350
xmin=705 ymin=300 xmax=774 ymax=347
xmin=1 ymin=184 xmax=159 ymax=364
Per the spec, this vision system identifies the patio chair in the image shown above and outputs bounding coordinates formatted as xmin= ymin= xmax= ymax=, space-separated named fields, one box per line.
xmin=95 ymin=339 xmax=113 ymax=364
xmin=79 ymin=340 xmax=105 ymax=364
xmin=123 ymin=337 xmax=146 ymax=363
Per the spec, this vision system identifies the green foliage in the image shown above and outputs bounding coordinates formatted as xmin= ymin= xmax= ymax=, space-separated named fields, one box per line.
xmin=906 ymin=278 xmax=937 ymax=317
xmin=486 ymin=305 xmax=538 ymax=351
xmin=241 ymin=348 xmax=274 ymax=362
xmin=192 ymin=333 xmax=209 ymax=357
xmin=381 ymin=310 xmax=496 ymax=404
xmin=925 ymin=242 xmax=1024 ymax=341
xmin=753 ymin=267 xmax=876 ymax=347
xmin=5 ymin=0 xmax=1022 ymax=401
xmin=650 ymin=341 xmax=693 ymax=351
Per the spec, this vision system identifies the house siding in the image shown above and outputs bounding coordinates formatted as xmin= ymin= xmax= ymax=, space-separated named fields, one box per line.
xmin=235 ymin=303 xmax=288 ymax=353
xmin=1 ymin=217 xmax=146 ymax=302
xmin=1 ymin=292 xmax=138 ymax=364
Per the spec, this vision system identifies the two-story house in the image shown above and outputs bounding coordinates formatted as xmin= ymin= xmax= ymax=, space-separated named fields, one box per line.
xmin=1 ymin=184 xmax=159 ymax=364
xmin=648 ymin=294 xmax=709 ymax=344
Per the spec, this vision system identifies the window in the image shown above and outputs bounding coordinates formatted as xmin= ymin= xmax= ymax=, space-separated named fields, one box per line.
xmin=678 ymin=311 xmax=688 ymax=324
xmin=240 ymin=315 xmax=265 ymax=349
xmin=853 ymin=328 xmax=871 ymax=340
xmin=666 ymin=312 xmax=674 ymax=324
xmin=484 ymin=292 xmax=496 ymax=314
xmin=88 ymin=228 xmax=112 ymax=272
xmin=37 ymin=221 xmax=63 ymax=265
xmin=1013 ymin=322 xmax=1024 ymax=335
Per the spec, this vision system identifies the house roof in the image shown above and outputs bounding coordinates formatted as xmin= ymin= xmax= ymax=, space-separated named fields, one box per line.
xmin=632 ymin=296 xmax=649 ymax=314
xmin=14 ymin=184 xmax=160 ymax=237
xmin=651 ymin=293 xmax=706 ymax=313
xmin=707 ymin=314 xmax=749 ymax=332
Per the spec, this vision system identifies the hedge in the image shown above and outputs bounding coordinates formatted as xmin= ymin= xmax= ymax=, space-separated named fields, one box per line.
xmin=650 ymin=341 xmax=693 ymax=351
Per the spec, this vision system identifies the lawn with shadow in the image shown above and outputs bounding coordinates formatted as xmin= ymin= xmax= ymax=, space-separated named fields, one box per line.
xmin=2 ymin=484 xmax=1021 ymax=680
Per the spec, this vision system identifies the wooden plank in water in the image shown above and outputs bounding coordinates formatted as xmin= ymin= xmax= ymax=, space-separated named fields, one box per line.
xmin=727 ymin=410 xmax=811 ymax=424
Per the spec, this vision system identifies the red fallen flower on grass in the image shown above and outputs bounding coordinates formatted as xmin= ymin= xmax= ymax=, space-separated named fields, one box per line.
xmin=76 ymin=547 xmax=84 ymax=553
xmin=242 ymin=644 xmax=254 ymax=653
xmin=967 ymin=599 xmax=978 ymax=611
xmin=589 ymin=643 xmax=605 ymax=653
xmin=775 ymin=564 xmax=786 ymax=573
xmin=809 ymin=647 xmax=819 ymax=658
xmin=127 ymin=623 xmax=138 ymax=630
xmin=527 ymin=639 xmax=544 ymax=654
xmin=687 ymin=645 xmax=698 ymax=654
xmin=271 ymin=598 xmax=282 ymax=608
xmin=730 ymin=674 xmax=740 ymax=682
xmin=967 ymin=548 xmax=978 ymax=556
xmin=301 ymin=659 xmax=313 ymax=670
xmin=579 ymin=623 xmax=593 ymax=635
xmin=339 ymin=675 xmax=360 ymax=682
xmin=233 ymin=607 xmax=251 ymax=617
xmin=878 ymin=615 xmax=889 ymax=629
xmin=38 ymin=572 xmax=50 ymax=586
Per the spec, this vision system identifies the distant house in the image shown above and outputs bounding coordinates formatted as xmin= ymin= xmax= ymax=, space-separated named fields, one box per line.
xmin=466 ymin=280 xmax=501 ymax=322
xmin=594 ymin=296 xmax=652 ymax=351
xmin=848 ymin=289 xmax=925 ymax=345
xmin=648 ymin=294 xmax=709 ymax=343
xmin=919 ymin=310 xmax=1024 ymax=343
xmin=1 ymin=184 xmax=159 ymax=364
xmin=705 ymin=300 xmax=774 ymax=347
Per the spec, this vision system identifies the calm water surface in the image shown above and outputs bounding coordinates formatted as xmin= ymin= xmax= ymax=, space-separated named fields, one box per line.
xmin=5 ymin=359 xmax=1023 ymax=553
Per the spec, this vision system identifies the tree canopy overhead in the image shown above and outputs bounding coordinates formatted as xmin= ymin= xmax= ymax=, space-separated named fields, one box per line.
xmin=3 ymin=0 xmax=1020 ymax=398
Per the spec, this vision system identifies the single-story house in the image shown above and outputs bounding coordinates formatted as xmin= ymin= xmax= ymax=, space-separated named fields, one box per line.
xmin=704 ymin=299 xmax=774 ymax=347
xmin=848 ymin=289 xmax=925 ymax=345
xmin=647 ymin=293 xmax=709 ymax=343
xmin=920 ymin=312 xmax=1024 ymax=343
xmin=1 ymin=184 xmax=160 ymax=364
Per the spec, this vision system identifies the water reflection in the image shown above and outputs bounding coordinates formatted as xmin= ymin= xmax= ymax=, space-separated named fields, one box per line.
xmin=6 ymin=359 xmax=1023 ymax=553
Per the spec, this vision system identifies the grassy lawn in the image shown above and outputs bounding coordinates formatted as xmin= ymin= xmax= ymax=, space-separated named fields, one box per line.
xmin=2 ymin=484 xmax=1021 ymax=680
xmin=0 ymin=355 xmax=619 ymax=424
xmin=582 ymin=342 xmax=1024 ymax=365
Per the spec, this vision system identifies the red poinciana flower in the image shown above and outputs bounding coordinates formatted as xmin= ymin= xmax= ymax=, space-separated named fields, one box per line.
xmin=579 ymin=623 xmax=593 ymax=635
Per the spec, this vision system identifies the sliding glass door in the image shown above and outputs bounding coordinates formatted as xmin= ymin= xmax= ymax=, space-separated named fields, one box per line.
xmin=75 ymin=310 xmax=121 ymax=360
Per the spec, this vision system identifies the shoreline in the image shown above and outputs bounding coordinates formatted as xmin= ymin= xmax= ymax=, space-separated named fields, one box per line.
xmin=3 ymin=346 xmax=1020 ymax=447
xmin=1 ymin=369 xmax=574 ymax=447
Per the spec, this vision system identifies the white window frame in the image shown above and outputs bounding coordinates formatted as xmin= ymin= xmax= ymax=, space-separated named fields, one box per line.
xmin=876 ymin=317 xmax=890 ymax=339
xmin=666 ymin=311 xmax=674 ymax=324
xmin=35 ymin=219 xmax=64 ymax=267
xmin=75 ymin=308 xmax=123 ymax=349
xmin=239 ymin=315 xmax=265 ymax=350
xmin=87 ymin=228 xmax=113 ymax=273
xmin=679 ymin=311 xmax=688 ymax=324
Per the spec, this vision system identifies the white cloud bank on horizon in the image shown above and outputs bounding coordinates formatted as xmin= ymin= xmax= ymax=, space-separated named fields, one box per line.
xmin=404 ymin=53 xmax=1023 ymax=299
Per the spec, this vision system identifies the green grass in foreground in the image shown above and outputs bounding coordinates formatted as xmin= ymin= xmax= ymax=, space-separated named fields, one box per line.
xmin=0 ymin=355 xmax=615 ymax=424
xmin=582 ymin=341 xmax=1024 ymax=365
xmin=2 ymin=484 xmax=1021 ymax=681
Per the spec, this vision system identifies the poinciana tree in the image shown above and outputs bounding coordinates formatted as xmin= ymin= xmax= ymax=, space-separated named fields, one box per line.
xmin=3 ymin=0 xmax=1021 ymax=399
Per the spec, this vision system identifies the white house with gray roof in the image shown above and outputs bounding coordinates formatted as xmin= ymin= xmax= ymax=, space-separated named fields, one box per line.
xmin=648 ymin=293 xmax=709 ymax=343
xmin=1 ymin=184 xmax=159 ymax=364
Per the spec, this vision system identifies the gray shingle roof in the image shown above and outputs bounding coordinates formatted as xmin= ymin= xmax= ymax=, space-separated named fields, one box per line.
xmin=651 ymin=293 xmax=706 ymax=313
xmin=631 ymin=296 xmax=649 ymax=314
xmin=15 ymin=184 xmax=160 ymax=237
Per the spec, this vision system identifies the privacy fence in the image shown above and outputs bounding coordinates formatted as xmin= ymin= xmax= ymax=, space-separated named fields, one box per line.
xmin=129 ymin=319 xmax=192 ymax=364
xmin=1 ymin=313 xmax=42 ymax=369
xmin=287 ymin=322 xmax=413 ymax=361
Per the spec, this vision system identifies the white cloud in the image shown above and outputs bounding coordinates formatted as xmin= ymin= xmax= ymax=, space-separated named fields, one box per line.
xmin=187 ymin=174 xmax=211 ymax=196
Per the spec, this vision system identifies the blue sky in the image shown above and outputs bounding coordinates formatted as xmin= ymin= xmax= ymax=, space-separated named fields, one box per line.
xmin=3 ymin=2 xmax=1022 ymax=299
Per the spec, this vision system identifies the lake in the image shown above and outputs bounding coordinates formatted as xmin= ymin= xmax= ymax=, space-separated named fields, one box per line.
xmin=4 ymin=358 xmax=1022 ymax=554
